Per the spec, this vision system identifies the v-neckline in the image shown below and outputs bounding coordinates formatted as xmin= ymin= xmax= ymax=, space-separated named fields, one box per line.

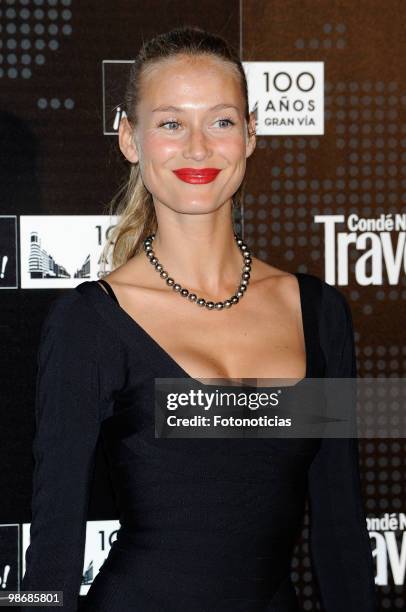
xmin=78 ymin=272 xmax=310 ymax=386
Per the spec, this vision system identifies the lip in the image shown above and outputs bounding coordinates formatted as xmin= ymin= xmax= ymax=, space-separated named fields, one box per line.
xmin=172 ymin=168 xmax=221 ymax=184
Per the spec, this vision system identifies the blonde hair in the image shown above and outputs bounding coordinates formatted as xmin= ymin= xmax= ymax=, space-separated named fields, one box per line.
xmin=101 ymin=25 xmax=253 ymax=273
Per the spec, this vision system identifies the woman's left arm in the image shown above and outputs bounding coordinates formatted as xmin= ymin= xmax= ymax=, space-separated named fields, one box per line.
xmin=307 ymin=283 xmax=378 ymax=611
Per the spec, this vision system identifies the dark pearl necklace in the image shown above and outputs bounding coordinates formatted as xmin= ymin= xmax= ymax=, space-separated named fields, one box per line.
xmin=143 ymin=233 xmax=252 ymax=310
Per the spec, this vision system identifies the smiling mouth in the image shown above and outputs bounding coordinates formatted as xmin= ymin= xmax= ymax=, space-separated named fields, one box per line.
xmin=172 ymin=168 xmax=221 ymax=184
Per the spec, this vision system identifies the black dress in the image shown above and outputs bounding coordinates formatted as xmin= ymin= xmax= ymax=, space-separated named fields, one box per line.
xmin=21 ymin=272 xmax=377 ymax=611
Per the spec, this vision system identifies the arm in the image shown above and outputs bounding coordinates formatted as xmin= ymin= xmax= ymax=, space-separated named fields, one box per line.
xmin=307 ymin=283 xmax=377 ymax=611
xmin=21 ymin=293 xmax=103 ymax=611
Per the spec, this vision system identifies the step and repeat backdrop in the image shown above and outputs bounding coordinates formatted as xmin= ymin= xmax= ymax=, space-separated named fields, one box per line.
xmin=1 ymin=1 xmax=405 ymax=610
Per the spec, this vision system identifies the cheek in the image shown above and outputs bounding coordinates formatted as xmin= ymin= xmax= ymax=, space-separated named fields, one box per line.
xmin=143 ymin=132 xmax=181 ymax=158
xmin=216 ymin=134 xmax=246 ymax=158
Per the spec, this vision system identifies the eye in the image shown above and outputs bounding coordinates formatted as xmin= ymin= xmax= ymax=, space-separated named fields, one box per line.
xmin=158 ymin=119 xmax=180 ymax=130
xmin=215 ymin=118 xmax=235 ymax=128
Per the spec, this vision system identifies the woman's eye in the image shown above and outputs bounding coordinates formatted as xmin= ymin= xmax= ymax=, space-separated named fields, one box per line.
xmin=216 ymin=118 xmax=235 ymax=128
xmin=158 ymin=120 xmax=180 ymax=130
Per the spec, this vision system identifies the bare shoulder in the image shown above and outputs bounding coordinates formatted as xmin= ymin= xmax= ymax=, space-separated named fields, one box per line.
xmin=98 ymin=254 xmax=151 ymax=291
xmin=251 ymin=256 xmax=299 ymax=295
xmin=242 ymin=256 xmax=302 ymax=321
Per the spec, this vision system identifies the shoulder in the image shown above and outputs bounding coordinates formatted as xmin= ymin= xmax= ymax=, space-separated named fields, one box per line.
xmin=251 ymin=259 xmax=352 ymax=317
xmin=36 ymin=285 xmax=128 ymax=408
xmin=42 ymin=284 xmax=99 ymax=332
xmin=249 ymin=260 xmax=319 ymax=316
xmin=286 ymin=272 xmax=354 ymax=343
xmin=317 ymin=275 xmax=353 ymax=327
xmin=295 ymin=271 xmax=351 ymax=315
xmin=293 ymin=274 xmax=356 ymax=376
xmin=38 ymin=284 xmax=113 ymax=360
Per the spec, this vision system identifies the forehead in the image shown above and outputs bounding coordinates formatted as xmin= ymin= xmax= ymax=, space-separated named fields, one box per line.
xmin=139 ymin=54 xmax=242 ymax=110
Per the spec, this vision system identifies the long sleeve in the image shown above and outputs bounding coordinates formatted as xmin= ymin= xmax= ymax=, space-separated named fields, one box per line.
xmin=307 ymin=282 xmax=377 ymax=611
xmin=21 ymin=292 xmax=104 ymax=611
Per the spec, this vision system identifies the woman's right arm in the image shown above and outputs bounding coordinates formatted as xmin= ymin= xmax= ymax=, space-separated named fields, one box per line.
xmin=21 ymin=292 xmax=104 ymax=611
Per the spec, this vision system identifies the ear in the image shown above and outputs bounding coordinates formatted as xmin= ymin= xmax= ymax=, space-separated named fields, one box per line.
xmin=118 ymin=115 xmax=139 ymax=163
xmin=245 ymin=111 xmax=256 ymax=158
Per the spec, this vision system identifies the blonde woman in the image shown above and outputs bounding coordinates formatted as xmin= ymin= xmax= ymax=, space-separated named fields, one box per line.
xmin=22 ymin=26 xmax=376 ymax=612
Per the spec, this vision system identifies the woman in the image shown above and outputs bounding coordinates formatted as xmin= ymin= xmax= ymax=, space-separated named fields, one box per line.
xmin=22 ymin=26 xmax=377 ymax=611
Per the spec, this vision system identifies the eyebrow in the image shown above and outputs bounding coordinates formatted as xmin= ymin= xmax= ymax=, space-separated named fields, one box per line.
xmin=151 ymin=103 xmax=240 ymax=113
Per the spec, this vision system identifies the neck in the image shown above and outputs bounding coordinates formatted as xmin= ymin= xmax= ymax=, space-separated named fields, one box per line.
xmin=147 ymin=225 xmax=246 ymax=297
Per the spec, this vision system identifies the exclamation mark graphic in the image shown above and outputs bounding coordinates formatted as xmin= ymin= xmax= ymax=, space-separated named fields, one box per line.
xmin=113 ymin=107 xmax=127 ymax=131
xmin=113 ymin=106 xmax=122 ymax=131
xmin=0 ymin=255 xmax=8 ymax=279
xmin=1 ymin=564 xmax=10 ymax=588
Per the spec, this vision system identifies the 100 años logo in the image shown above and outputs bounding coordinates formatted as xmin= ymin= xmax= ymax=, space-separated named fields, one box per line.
xmin=243 ymin=61 xmax=324 ymax=135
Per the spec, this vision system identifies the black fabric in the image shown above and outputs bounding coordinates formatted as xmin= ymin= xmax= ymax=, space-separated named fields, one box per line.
xmin=97 ymin=278 xmax=119 ymax=304
xmin=21 ymin=272 xmax=377 ymax=611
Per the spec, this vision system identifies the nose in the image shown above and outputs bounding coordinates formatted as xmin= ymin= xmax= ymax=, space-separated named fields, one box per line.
xmin=183 ymin=126 xmax=211 ymax=160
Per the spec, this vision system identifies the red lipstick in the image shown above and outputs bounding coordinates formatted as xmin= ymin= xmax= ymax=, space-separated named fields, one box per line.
xmin=172 ymin=168 xmax=221 ymax=184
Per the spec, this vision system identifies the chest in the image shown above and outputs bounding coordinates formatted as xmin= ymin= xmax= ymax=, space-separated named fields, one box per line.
xmin=125 ymin=294 xmax=306 ymax=381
